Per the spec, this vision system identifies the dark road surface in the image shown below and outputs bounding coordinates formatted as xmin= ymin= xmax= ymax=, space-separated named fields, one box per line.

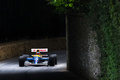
xmin=0 ymin=51 xmax=84 ymax=80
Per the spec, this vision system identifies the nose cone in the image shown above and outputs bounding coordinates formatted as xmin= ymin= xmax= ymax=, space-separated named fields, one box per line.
xmin=34 ymin=56 xmax=39 ymax=64
xmin=34 ymin=60 xmax=38 ymax=64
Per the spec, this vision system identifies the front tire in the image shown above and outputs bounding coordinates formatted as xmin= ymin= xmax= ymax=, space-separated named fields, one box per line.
xmin=53 ymin=54 xmax=57 ymax=65
xmin=19 ymin=56 xmax=25 ymax=67
xmin=48 ymin=54 xmax=55 ymax=66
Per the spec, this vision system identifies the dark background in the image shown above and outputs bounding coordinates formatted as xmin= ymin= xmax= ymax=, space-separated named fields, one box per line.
xmin=0 ymin=0 xmax=66 ymax=43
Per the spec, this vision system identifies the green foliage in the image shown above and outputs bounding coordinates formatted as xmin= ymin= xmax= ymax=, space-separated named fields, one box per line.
xmin=47 ymin=0 xmax=89 ymax=14
xmin=88 ymin=0 xmax=120 ymax=80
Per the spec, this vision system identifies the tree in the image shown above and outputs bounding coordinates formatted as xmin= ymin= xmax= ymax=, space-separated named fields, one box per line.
xmin=47 ymin=0 xmax=89 ymax=14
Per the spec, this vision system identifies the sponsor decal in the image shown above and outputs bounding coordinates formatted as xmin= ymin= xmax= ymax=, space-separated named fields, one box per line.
xmin=31 ymin=48 xmax=48 ymax=52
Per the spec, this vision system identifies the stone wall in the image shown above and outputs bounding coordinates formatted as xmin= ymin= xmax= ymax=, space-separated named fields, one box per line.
xmin=66 ymin=14 xmax=100 ymax=80
xmin=0 ymin=37 xmax=66 ymax=61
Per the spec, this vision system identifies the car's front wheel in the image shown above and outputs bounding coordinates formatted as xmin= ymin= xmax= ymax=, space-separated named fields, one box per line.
xmin=52 ymin=54 xmax=57 ymax=65
xmin=19 ymin=56 xmax=25 ymax=67
xmin=48 ymin=54 xmax=55 ymax=66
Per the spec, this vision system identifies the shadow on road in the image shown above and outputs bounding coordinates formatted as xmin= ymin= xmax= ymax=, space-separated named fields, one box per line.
xmin=0 ymin=71 xmax=83 ymax=80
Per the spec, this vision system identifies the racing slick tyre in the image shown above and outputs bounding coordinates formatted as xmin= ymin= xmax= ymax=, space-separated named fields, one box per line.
xmin=19 ymin=56 xmax=25 ymax=67
xmin=48 ymin=54 xmax=55 ymax=66
xmin=53 ymin=54 xmax=57 ymax=65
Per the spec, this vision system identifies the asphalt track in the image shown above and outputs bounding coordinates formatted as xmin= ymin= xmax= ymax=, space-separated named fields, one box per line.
xmin=0 ymin=50 xmax=84 ymax=80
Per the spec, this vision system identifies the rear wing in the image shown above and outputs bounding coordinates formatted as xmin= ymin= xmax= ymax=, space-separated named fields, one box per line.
xmin=31 ymin=48 xmax=48 ymax=52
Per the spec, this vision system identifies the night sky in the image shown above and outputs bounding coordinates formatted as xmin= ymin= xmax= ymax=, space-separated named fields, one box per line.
xmin=0 ymin=0 xmax=66 ymax=42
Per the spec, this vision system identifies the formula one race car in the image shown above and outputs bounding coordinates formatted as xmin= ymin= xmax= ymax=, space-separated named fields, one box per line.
xmin=19 ymin=48 xmax=57 ymax=67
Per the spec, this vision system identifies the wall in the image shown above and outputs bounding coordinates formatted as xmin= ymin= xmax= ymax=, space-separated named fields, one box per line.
xmin=66 ymin=14 xmax=101 ymax=80
xmin=0 ymin=37 xmax=66 ymax=61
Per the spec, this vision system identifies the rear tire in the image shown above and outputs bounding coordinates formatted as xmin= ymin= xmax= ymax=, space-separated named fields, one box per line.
xmin=19 ymin=56 xmax=25 ymax=67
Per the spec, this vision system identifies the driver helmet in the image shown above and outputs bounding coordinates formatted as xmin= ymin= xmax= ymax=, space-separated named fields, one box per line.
xmin=36 ymin=49 xmax=40 ymax=55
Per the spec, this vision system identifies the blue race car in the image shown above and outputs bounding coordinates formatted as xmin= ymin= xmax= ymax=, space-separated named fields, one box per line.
xmin=19 ymin=48 xmax=57 ymax=67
